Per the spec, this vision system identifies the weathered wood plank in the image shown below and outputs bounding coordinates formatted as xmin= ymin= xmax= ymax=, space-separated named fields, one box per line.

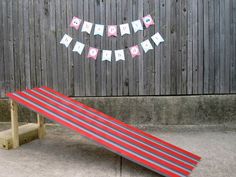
xmin=176 ymin=0 xmax=182 ymax=95
xmin=160 ymin=0 xmax=167 ymax=95
xmin=232 ymin=0 xmax=236 ymax=93
xmin=111 ymin=0 xmax=117 ymax=96
xmin=138 ymin=0 xmax=144 ymax=95
xmin=181 ymin=0 xmax=188 ymax=94
xmin=224 ymin=0 xmax=231 ymax=93
xmin=61 ymin=0 xmax=69 ymax=94
xmin=23 ymin=0 xmax=31 ymax=88
xmin=0 ymin=0 xmax=5 ymax=97
xmin=198 ymin=0 xmax=204 ymax=94
xmin=214 ymin=0 xmax=220 ymax=94
xmin=89 ymin=0 xmax=96 ymax=96
xmin=34 ymin=0 xmax=41 ymax=87
xmin=67 ymin=0 xmax=74 ymax=96
xmin=170 ymin=0 xmax=177 ymax=95
xmin=3 ymin=0 xmax=10 ymax=93
xmin=49 ymin=0 xmax=58 ymax=90
xmin=219 ymin=0 xmax=226 ymax=93
xmin=192 ymin=0 xmax=198 ymax=94
xmin=203 ymin=0 xmax=210 ymax=94
xmin=44 ymin=0 xmax=53 ymax=89
xmin=29 ymin=0 xmax=36 ymax=88
xmin=208 ymin=0 xmax=215 ymax=93
xmin=55 ymin=0 xmax=63 ymax=93
xmin=187 ymin=0 xmax=193 ymax=94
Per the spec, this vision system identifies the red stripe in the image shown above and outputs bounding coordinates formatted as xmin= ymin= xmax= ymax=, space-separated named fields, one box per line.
xmin=35 ymin=88 xmax=195 ymax=169
xmin=7 ymin=93 xmax=182 ymax=177
xmin=42 ymin=86 xmax=201 ymax=162
xmin=19 ymin=90 xmax=190 ymax=176
xmin=29 ymin=88 xmax=193 ymax=171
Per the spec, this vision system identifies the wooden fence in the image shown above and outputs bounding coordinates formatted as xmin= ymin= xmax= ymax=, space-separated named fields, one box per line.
xmin=0 ymin=0 xmax=236 ymax=97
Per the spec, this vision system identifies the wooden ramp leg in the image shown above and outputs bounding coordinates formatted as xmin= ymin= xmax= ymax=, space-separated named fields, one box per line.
xmin=37 ymin=114 xmax=45 ymax=139
xmin=10 ymin=99 xmax=19 ymax=149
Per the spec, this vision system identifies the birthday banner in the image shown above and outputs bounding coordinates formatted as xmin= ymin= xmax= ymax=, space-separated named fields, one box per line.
xmin=69 ymin=14 xmax=155 ymax=37
xmin=60 ymin=32 xmax=164 ymax=61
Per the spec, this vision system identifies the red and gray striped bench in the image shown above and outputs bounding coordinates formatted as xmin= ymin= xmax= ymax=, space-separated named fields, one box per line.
xmin=7 ymin=86 xmax=201 ymax=177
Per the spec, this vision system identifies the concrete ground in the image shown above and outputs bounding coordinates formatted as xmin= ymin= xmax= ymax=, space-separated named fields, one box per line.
xmin=0 ymin=123 xmax=236 ymax=177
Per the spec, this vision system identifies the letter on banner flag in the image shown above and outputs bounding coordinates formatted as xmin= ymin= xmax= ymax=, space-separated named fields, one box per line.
xmin=141 ymin=39 xmax=153 ymax=53
xmin=129 ymin=45 xmax=141 ymax=58
xmin=120 ymin=23 xmax=131 ymax=36
xmin=151 ymin=32 xmax=164 ymax=46
xmin=131 ymin=20 xmax=143 ymax=33
xmin=72 ymin=41 xmax=85 ymax=55
xmin=87 ymin=47 xmax=99 ymax=60
xmin=70 ymin=16 xmax=82 ymax=30
xmin=102 ymin=50 xmax=112 ymax=61
xmin=81 ymin=21 xmax=93 ymax=34
xmin=107 ymin=25 xmax=117 ymax=37
xmin=94 ymin=24 xmax=104 ymax=36
xmin=115 ymin=50 xmax=125 ymax=61
xmin=142 ymin=14 xmax=155 ymax=28
xmin=60 ymin=34 xmax=73 ymax=48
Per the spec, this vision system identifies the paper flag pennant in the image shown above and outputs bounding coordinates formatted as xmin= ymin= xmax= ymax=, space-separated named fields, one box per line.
xmin=60 ymin=34 xmax=73 ymax=48
xmin=81 ymin=21 xmax=93 ymax=34
xmin=102 ymin=50 xmax=112 ymax=61
xmin=115 ymin=50 xmax=125 ymax=61
xmin=72 ymin=41 xmax=85 ymax=55
xmin=70 ymin=16 xmax=82 ymax=30
xmin=129 ymin=45 xmax=141 ymax=58
xmin=131 ymin=20 xmax=143 ymax=33
xmin=141 ymin=39 xmax=153 ymax=53
xmin=142 ymin=14 xmax=155 ymax=28
xmin=151 ymin=32 xmax=164 ymax=46
xmin=87 ymin=47 xmax=99 ymax=60
xmin=94 ymin=24 xmax=104 ymax=36
xmin=108 ymin=25 xmax=117 ymax=37
xmin=120 ymin=23 xmax=131 ymax=36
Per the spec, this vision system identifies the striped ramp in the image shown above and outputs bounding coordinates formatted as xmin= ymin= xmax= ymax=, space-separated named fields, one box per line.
xmin=7 ymin=87 xmax=201 ymax=177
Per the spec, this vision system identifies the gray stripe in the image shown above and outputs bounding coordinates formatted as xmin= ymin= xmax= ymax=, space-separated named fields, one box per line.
xmin=23 ymin=91 xmax=190 ymax=174
xmin=12 ymin=93 xmax=186 ymax=177
xmin=40 ymin=87 xmax=199 ymax=163
xmin=31 ymin=89 xmax=194 ymax=170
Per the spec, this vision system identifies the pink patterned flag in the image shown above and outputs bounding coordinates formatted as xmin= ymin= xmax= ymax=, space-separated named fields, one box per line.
xmin=70 ymin=16 xmax=82 ymax=30
xmin=87 ymin=47 xmax=99 ymax=60
xmin=129 ymin=45 xmax=141 ymax=58
xmin=142 ymin=14 xmax=155 ymax=28
xmin=107 ymin=25 xmax=117 ymax=37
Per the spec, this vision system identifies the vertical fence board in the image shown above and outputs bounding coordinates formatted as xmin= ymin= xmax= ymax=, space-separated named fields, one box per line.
xmin=0 ymin=1 xmax=5 ymax=97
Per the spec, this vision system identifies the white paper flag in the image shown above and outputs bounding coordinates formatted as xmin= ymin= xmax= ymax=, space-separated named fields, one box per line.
xmin=81 ymin=21 xmax=93 ymax=34
xmin=72 ymin=41 xmax=85 ymax=55
xmin=120 ymin=23 xmax=131 ymax=36
xmin=141 ymin=39 xmax=153 ymax=53
xmin=131 ymin=20 xmax=143 ymax=33
xmin=102 ymin=50 xmax=112 ymax=61
xmin=115 ymin=50 xmax=125 ymax=61
xmin=60 ymin=34 xmax=73 ymax=48
xmin=94 ymin=24 xmax=104 ymax=36
xmin=151 ymin=32 xmax=164 ymax=46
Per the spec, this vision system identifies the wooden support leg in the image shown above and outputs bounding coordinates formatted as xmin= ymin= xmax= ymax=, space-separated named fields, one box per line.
xmin=37 ymin=114 xmax=45 ymax=139
xmin=10 ymin=99 xmax=19 ymax=148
